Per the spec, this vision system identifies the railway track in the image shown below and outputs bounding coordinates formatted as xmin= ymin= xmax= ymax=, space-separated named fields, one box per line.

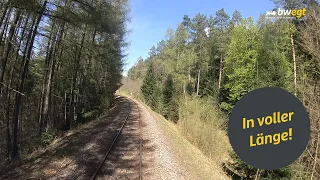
xmin=90 ymin=98 xmax=143 ymax=180
xmin=0 ymin=97 xmax=144 ymax=180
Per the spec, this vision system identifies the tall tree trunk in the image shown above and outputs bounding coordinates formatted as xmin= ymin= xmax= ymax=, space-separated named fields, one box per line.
xmin=11 ymin=1 xmax=47 ymax=159
xmin=50 ymin=23 xmax=65 ymax=129
xmin=291 ymin=33 xmax=297 ymax=96
xmin=86 ymin=29 xmax=96 ymax=73
xmin=0 ymin=2 xmax=9 ymax=29
xmin=19 ymin=97 xmax=23 ymax=154
xmin=65 ymin=92 xmax=69 ymax=129
xmin=218 ymin=53 xmax=223 ymax=89
xmin=38 ymin=22 xmax=54 ymax=134
xmin=4 ymin=13 xmax=29 ymax=159
xmin=5 ymin=57 xmax=19 ymax=159
xmin=196 ymin=68 xmax=200 ymax=96
xmin=70 ymin=25 xmax=87 ymax=125
xmin=11 ymin=14 xmax=36 ymax=160
xmin=41 ymin=40 xmax=56 ymax=134
xmin=0 ymin=6 xmax=11 ymax=45
xmin=0 ymin=9 xmax=21 ymax=89
xmin=39 ymin=20 xmax=57 ymax=135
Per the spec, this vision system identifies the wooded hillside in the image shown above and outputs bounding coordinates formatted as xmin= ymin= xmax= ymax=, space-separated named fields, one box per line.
xmin=0 ymin=0 xmax=129 ymax=162
xmin=127 ymin=0 xmax=320 ymax=179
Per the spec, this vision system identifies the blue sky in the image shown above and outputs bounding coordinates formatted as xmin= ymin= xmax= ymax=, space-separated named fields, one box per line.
xmin=123 ymin=0 xmax=277 ymax=75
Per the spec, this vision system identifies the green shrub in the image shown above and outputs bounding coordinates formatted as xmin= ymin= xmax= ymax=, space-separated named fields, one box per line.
xmin=41 ymin=132 xmax=54 ymax=146
xmin=227 ymin=150 xmax=292 ymax=179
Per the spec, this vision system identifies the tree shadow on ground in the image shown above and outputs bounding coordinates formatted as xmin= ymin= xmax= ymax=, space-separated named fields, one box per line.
xmin=94 ymin=100 xmax=156 ymax=180
xmin=0 ymin=97 xmax=150 ymax=179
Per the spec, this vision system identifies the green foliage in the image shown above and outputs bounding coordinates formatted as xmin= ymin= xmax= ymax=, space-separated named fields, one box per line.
xmin=40 ymin=132 xmax=54 ymax=147
xmin=227 ymin=150 xmax=257 ymax=179
xmin=230 ymin=10 xmax=242 ymax=28
xmin=227 ymin=150 xmax=292 ymax=179
xmin=186 ymin=82 xmax=194 ymax=95
xmin=128 ymin=56 xmax=146 ymax=80
xmin=214 ymin=8 xmax=230 ymax=31
xmin=223 ymin=18 xmax=260 ymax=111
xmin=141 ymin=62 xmax=157 ymax=109
xmin=0 ymin=0 xmax=129 ymax=160
xmin=153 ymin=84 xmax=163 ymax=112
xmin=82 ymin=109 xmax=99 ymax=123
xmin=162 ymin=75 xmax=174 ymax=118
xmin=161 ymin=74 xmax=179 ymax=122
xmin=199 ymin=70 xmax=219 ymax=98
xmin=260 ymin=168 xmax=292 ymax=180
xmin=125 ymin=5 xmax=320 ymax=179
xmin=272 ymin=0 xmax=306 ymax=9
xmin=257 ymin=19 xmax=294 ymax=93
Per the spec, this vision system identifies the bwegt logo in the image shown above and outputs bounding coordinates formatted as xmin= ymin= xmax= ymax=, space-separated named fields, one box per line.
xmin=266 ymin=8 xmax=307 ymax=19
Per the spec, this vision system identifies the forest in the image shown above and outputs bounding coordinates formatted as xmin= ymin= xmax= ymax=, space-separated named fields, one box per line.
xmin=126 ymin=0 xmax=320 ymax=179
xmin=0 ymin=0 xmax=129 ymax=163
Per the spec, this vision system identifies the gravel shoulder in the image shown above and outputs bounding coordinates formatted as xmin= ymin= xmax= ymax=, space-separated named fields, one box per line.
xmin=134 ymin=98 xmax=230 ymax=180
xmin=1 ymin=95 xmax=230 ymax=180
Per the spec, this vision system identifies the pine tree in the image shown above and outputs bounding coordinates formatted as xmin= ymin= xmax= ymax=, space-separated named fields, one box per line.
xmin=162 ymin=74 xmax=174 ymax=119
xmin=141 ymin=62 xmax=157 ymax=108
xmin=0 ymin=0 xmax=129 ymax=160
xmin=190 ymin=13 xmax=208 ymax=95
xmin=257 ymin=18 xmax=294 ymax=93
xmin=213 ymin=8 xmax=230 ymax=90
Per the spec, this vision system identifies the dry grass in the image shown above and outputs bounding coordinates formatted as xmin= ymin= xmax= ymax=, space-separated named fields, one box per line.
xmin=140 ymin=99 xmax=230 ymax=179
xmin=118 ymin=77 xmax=143 ymax=100
xmin=177 ymin=95 xmax=231 ymax=165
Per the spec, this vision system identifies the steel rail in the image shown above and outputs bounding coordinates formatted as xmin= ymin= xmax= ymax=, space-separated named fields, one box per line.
xmin=89 ymin=101 xmax=132 ymax=180
xmin=137 ymin=101 xmax=143 ymax=180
